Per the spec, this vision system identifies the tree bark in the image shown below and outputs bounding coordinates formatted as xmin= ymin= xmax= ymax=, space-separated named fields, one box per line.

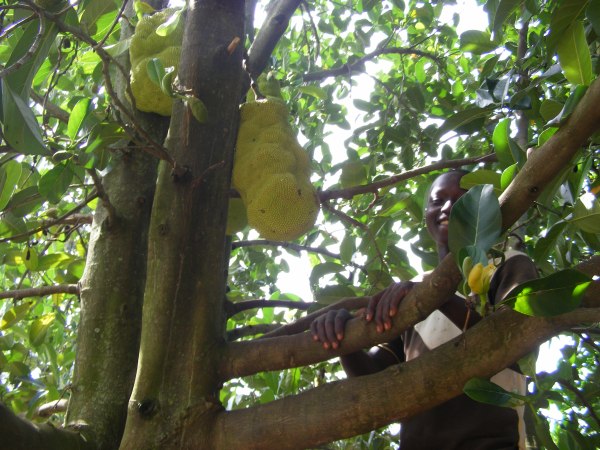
xmin=119 ymin=1 xmax=245 ymax=448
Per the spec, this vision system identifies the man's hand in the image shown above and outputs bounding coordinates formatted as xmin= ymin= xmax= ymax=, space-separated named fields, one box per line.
xmin=310 ymin=309 xmax=354 ymax=350
xmin=366 ymin=281 xmax=415 ymax=333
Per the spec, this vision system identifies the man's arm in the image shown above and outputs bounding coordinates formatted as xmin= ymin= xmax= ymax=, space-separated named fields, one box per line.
xmin=489 ymin=253 xmax=538 ymax=304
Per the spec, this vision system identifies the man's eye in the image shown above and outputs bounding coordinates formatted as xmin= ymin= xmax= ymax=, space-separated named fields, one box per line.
xmin=430 ymin=199 xmax=444 ymax=206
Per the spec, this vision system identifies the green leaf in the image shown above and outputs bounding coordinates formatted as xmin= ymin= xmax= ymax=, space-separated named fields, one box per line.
xmin=67 ymin=98 xmax=92 ymax=141
xmin=146 ymin=58 xmax=166 ymax=88
xmin=29 ymin=314 xmax=55 ymax=347
xmin=436 ymin=107 xmax=494 ymax=138
xmin=502 ymin=269 xmax=591 ymax=316
xmin=588 ymin=0 xmax=600 ymax=34
xmin=309 ymin=262 xmax=345 ymax=290
xmin=186 ymin=96 xmax=208 ymax=123
xmin=570 ymin=197 xmax=600 ymax=233
xmin=23 ymin=247 xmax=38 ymax=271
xmin=448 ymin=184 xmax=502 ymax=260
xmin=556 ymin=21 xmax=593 ymax=86
xmin=1 ymin=82 xmax=49 ymax=156
xmin=460 ymin=170 xmax=502 ymax=194
xmin=492 ymin=119 xmax=515 ymax=168
xmin=0 ymin=160 xmax=22 ymax=210
xmin=547 ymin=0 xmax=590 ymax=53
xmin=3 ymin=186 xmax=43 ymax=217
xmin=490 ymin=0 xmax=522 ymax=38
xmin=35 ymin=253 xmax=74 ymax=271
xmin=298 ymin=85 xmax=328 ymax=100
xmin=156 ymin=8 xmax=184 ymax=36
xmin=539 ymin=99 xmax=563 ymax=122
xmin=314 ymin=285 xmax=356 ymax=305
xmin=459 ymin=30 xmax=498 ymax=54
xmin=1 ymin=302 xmax=32 ymax=330
xmin=500 ymin=164 xmax=518 ymax=191
xmin=464 ymin=377 xmax=526 ymax=407
xmin=38 ymin=164 xmax=74 ymax=204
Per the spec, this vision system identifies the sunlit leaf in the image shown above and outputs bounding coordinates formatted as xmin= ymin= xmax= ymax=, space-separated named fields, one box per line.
xmin=29 ymin=314 xmax=56 ymax=347
xmin=0 ymin=160 xmax=22 ymax=210
xmin=502 ymin=269 xmax=591 ymax=316
xmin=556 ymin=21 xmax=593 ymax=86
xmin=570 ymin=197 xmax=600 ymax=233
xmin=67 ymin=98 xmax=92 ymax=141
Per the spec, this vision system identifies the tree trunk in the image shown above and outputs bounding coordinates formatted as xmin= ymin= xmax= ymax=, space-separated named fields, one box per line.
xmin=119 ymin=2 xmax=245 ymax=448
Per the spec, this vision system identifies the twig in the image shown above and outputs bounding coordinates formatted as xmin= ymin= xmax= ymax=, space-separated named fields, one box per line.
xmin=299 ymin=1 xmax=319 ymax=71
xmin=228 ymin=299 xmax=313 ymax=317
xmin=231 ymin=239 xmax=365 ymax=270
xmin=319 ymin=153 xmax=497 ymax=202
xmin=556 ymin=379 xmax=600 ymax=429
xmin=0 ymin=191 xmax=98 ymax=243
xmin=260 ymin=295 xmax=370 ymax=338
xmin=87 ymin=169 xmax=116 ymax=226
xmin=30 ymin=91 xmax=70 ymax=123
xmin=227 ymin=324 xmax=281 ymax=341
xmin=303 ymin=47 xmax=442 ymax=82
xmin=94 ymin=0 xmax=128 ymax=49
xmin=0 ymin=5 xmax=43 ymax=79
xmin=0 ymin=284 xmax=79 ymax=300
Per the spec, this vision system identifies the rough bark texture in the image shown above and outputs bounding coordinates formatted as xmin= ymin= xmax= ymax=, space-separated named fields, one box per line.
xmin=65 ymin=2 xmax=169 ymax=448
xmin=119 ymin=1 xmax=245 ymax=449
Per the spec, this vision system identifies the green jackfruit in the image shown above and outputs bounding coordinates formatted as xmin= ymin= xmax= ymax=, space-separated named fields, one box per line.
xmin=233 ymin=98 xmax=319 ymax=241
xmin=129 ymin=8 xmax=184 ymax=116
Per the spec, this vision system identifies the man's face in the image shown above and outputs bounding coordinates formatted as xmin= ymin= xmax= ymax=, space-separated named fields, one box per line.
xmin=425 ymin=172 xmax=467 ymax=248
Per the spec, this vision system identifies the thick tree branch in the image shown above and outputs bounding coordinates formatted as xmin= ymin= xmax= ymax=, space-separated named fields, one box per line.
xmin=260 ymin=296 xmax=369 ymax=339
xmin=303 ymin=47 xmax=442 ymax=82
xmin=499 ymin=76 xmax=600 ymax=228
xmin=0 ymin=284 xmax=79 ymax=300
xmin=30 ymin=91 xmax=70 ymax=123
xmin=245 ymin=0 xmax=302 ymax=80
xmin=319 ymin=153 xmax=497 ymax=201
xmin=214 ymin=304 xmax=600 ymax=449
xmin=0 ymin=402 xmax=94 ymax=450
xmin=227 ymin=299 xmax=312 ymax=317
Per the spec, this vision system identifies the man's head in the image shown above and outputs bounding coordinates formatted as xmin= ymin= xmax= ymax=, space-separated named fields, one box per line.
xmin=425 ymin=170 xmax=468 ymax=250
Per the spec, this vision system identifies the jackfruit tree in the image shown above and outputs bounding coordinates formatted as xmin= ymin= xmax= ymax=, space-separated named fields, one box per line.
xmin=0 ymin=1 xmax=599 ymax=449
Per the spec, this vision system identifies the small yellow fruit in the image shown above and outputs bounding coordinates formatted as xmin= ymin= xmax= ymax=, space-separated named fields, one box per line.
xmin=467 ymin=263 xmax=496 ymax=295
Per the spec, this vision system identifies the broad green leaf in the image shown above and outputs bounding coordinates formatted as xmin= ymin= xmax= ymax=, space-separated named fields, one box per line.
xmin=492 ymin=119 xmax=515 ymax=168
xmin=464 ymin=377 xmax=526 ymax=407
xmin=588 ymin=0 xmax=600 ymax=34
xmin=490 ymin=0 xmax=522 ymax=38
xmin=539 ymin=99 xmax=563 ymax=122
xmin=570 ymin=197 xmax=600 ymax=233
xmin=3 ymin=186 xmax=43 ymax=217
xmin=156 ymin=8 xmax=183 ymax=36
xmin=146 ymin=58 xmax=165 ymax=87
xmin=298 ymin=85 xmax=328 ymax=100
xmin=309 ymin=262 xmax=345 ymax=290
xmin=502 ymin=269 xmax=591 ymax=316
xmin=500 ymin=164 xmax=517 ymax=191
xmin=460 ymin=170 xmax=502 ymax=194
xmin=67 ymin=98 xmax=92 ymax=141
xmin=448 ymin=184 xmax=502 ymax=260
xmin=436 ymin=107 xmax=494 ymax=138
xmin=0 ymin=160 xmax=22 ymax=210
xmin=85 ymin=122 xmax=126 ymax=154
xmin=1 ymin=83 xmax=49 ymax=156
xmin=340 ymin=161 xmax=367 ymax=188
xmin=459 ymin=30 xmax=498 ymax=54
xmin=314 ymin=285 xmax=356 ymax=305
xmin=23 ymin=247 xmax=38 ymax=271
xmin=547 ymin=0 xmax=590 ymax=53
xmin=538 ymin=127 xmax=558 ymax=146
xmin=556 ymin=21 xmax=593 ymax=86
xmin=35 ymin=253 xmax=74 ymax=271
xmin=1 ymin=303 xmax=32 ymax=330
xmin=29 ymin=314 xmax=56 ymax=347
xmin=548 ymin=85 xmax=588 ymax=126
xmin=38 ymin=164 xmax=74 ymax=205
xmin=0 ymin=212 xmax=28 ymax=239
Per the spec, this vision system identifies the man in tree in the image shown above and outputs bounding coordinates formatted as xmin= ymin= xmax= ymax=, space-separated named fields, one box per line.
xmin=311 ymin=170 xmax=538 ymax=449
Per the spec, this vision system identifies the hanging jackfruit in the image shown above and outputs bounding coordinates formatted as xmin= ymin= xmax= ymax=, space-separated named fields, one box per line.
xmin=129 ymin=8 xmax=184 ymax=116
xmin=233 ymin=97 xmax=319 ymax=241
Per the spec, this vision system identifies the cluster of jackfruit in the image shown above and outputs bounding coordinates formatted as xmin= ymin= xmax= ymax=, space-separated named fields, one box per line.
xmin=129 ymin=8 xmax=183 ymax=116
xmin=232 ymin=97 xmax=319 ymax=241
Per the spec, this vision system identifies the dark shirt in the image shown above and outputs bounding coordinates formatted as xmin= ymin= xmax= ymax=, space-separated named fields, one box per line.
xmin=394 ymin=253 xmax=537 ymax=449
